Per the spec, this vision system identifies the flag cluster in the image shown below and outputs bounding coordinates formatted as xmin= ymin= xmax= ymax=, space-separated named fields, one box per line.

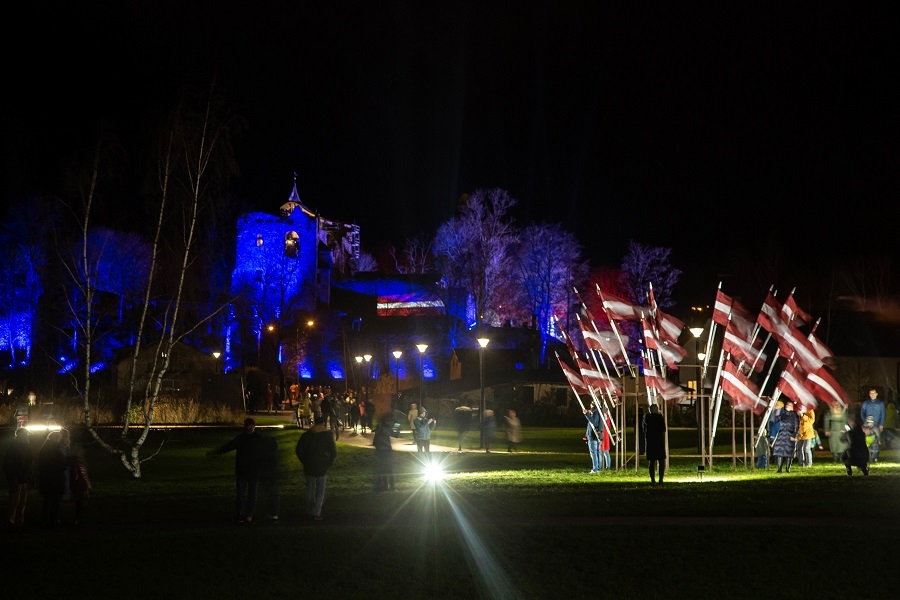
xmin=709 ymin=286 xmax=847 ymax=421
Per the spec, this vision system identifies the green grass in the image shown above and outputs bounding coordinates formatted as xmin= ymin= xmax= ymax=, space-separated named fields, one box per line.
xmin=4 ymin=425 xmax=899 ymax=600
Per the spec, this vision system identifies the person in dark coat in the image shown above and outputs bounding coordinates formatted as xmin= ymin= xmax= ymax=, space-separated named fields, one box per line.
xmin=481 ymin=409 xmax=497 ymax=453
xmin=842 ymin=416 xmax=870 ymax=476
xmin=208 ymin=418 xmax=267 ymax=523
xmin=37 ymin=430 xmax=67 ymax=527
xmin=642 ymin=403 xmax=666 ymax=484
xmin=773 ymin=400 xmax=800 ymax=473
xmin=4 ymin=427 xmax=33 ymax=529
xmin=295 ymin=413 xmax=337 ymax=520
xmin=372 ymin=414 xmax=398 ymax=491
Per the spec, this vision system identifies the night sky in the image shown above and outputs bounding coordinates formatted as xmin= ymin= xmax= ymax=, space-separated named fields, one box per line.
xmin=5 ymin=2 xmax=899 ymax=312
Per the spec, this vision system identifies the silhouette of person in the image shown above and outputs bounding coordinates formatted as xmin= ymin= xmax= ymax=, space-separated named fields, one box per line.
xmin=504 ymin=409 xmax=521 ymax=452
xmin=208 ymin=418 xmax=267 ymax=523
xmin=295 ymin=413 xmax=337 ymax=520
xmin=37 ymin=430 xmax=66 ymax=527
xmin=4 ymin=427 xmax=33 ymax=529
xmin=372 ymin=414 xmax=398 ymax=491
xmin=842 ymin=416 xmax=870 ymax=476
xmin=642 ymin=403 xmax=666 ymax=484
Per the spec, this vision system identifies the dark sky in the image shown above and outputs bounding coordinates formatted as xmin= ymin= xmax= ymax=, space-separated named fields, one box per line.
xmin=5 ymin=2 xmax=899 ymax=311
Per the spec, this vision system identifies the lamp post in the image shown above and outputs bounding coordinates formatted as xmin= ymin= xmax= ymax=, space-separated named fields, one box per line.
xmin=212 ymin=351 xmax=221 ymax=374
xmin=689 ymin=327 xmax=705 ymax=459
xmin=363 ymin=354 xmax=372 ymax=406
xmin=477 ymin=337 xmax=490 ymax=448
xmin=392 ymin=350 xmax=402 ymax=412
xmin=416 ymin=343 xmax=428 ymax=408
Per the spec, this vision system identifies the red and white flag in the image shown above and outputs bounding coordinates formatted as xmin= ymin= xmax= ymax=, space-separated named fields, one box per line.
xmin=782 ymin=293 xmax=812 ymax=328
xmin=775 ymin=323 xmax=824 ymax=374
xmin=721 ymin=359 xmax=766 ymax=414
xmin=756 ymin=290 xmax=787 ymax=337
xmin=807 ymin=321 xmax=837 ymax=370
xmin=577 ymin=357 xmax=622 ymax=397
xmin=557 ymin=354 xmax=589 ymax=396
xmin=598 ymin=287 xmax=646 ymax=322
xmin=642 ymin=355 xmax=686 ymax=401
xmin=577 ymin=314 xmax=628 ymax=365
xmin=722 ymin=320 xmax=767 ymax=372
xmin=775 ymin=360 xmax=818 ymax=412
xmin=649 ymin=284 xmax=684 ymax=343
xmin=713 ymin=289 xmax=755 ymax=340
xmin=805 ymin=364 xmax=849 ymax=408
xmin=642 ymin=317 xmax=686 ymax=370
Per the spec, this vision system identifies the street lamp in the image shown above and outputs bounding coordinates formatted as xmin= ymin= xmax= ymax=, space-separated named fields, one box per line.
xmin=363 ymin=354 xmax=372 ymax=405
xmin=416 ymin=343 xmax=428 ymax=408
xmin=477 ymin=337 xmax=490 ymax=448
xmin=392 ymin=350 xmax=403 ymax=412
xmin=212 ymin=351 xmax=221 ymax=374
xmin=689 ymin=327 xmax=704 ymax=458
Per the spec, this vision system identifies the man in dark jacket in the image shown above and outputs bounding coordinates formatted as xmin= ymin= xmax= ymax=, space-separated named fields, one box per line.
xmin=642 ymin=403 xmax=667 ymax=485
xmin=296 ymin=413 xmax=337 ymax=520
xmin=209 ymin=418 xmax=267 ymax=523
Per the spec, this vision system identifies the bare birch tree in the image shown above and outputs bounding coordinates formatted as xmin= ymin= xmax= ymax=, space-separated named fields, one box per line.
xmin=61 ymin=86 xmax=237 ymax=477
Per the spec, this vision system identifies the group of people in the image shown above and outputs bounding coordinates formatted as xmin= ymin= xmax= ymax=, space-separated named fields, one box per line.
xmin=3 ymin=427 xmax=92 ymax=530
xmin=211 ymin=415 xmax=338 ymax=523
xmin=408 ymin=402 xmax=521 ymax=455
xmin=293 ymin=385 xmax=374 ymax=438
xmin=755 ymin=386 xmax=887 ymax=476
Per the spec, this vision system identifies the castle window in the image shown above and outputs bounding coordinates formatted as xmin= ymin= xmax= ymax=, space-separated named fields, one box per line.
xmin=256 ymin=234 xmax=263 ymax=247
xmin=284 ymin=231 xmax=299 ymax=258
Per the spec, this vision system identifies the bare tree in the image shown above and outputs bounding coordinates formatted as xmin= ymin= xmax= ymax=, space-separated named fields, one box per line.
xmin=620 ymin=240 xmax=682 ymax=308
xmin=433 ymin=188 xmax=518 ymax=330
xmin=388 ymin=233 xmax=434 ymax=274
xmin=61 ymin=86 xmax=237 ymax=478
xmin=512 ymin=222 xmax=588 ymax=360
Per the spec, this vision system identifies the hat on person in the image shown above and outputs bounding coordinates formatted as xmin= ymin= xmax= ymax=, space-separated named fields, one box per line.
xmin=420 ymin=407 xmax=428 ymax=416
xmin=775 ymin=401 xmax=784 ymax=409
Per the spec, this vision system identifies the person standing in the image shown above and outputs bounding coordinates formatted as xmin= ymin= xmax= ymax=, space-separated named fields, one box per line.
xmin=481 ymin=409 xmax=497 ymax=453
xmin=208 ymin=418 xmax=267 ymax=523
xmin=773 ymin=400 xmax=800 ymax=473
xmin=372 ymin=414 xmax=398 ymax=491
xmin=824 ymin=404 xmax=849 ymax=463
xmin=797 ymin=407 xmax=816 ymax=466
xmin=642 ymin=403 xmax=666 ymax=485
xmin=295 ymin=413 xmax=337 ymax=520
xmin=599 ymin=407 xmax=613 ymax=471
xmin=504 ymin=409 xmax=522 ymax=453
xmin=453 ymin=403 xmax=472 ymax=451
xmin=860 ymin=388 xmax=885 ymax=457
xmin=760 ymin=401 xmax=783 ymax=469
xmin=37 ymin=430 xmax=66 ymax=528
xmin=4 ymin=428 xmax=32 ymax=530
xmin=583 ymin=403 xmax=603 ymax=474
xmin=407 ymin=403 xmax=419 ymax=445
xmin=413 ymin=408 xmax=437 ymax=456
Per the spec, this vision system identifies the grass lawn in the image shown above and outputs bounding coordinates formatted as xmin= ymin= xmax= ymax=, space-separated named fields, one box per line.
xmin=3 ymin=424 xmax=898 ymax=600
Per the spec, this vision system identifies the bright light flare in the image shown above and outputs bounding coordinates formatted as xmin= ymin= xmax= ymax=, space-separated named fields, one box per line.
xmin=423 ymin=461 xmax=445 ymax=482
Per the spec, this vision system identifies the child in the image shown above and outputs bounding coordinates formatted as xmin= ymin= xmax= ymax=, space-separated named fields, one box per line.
xmin=862 ymin=416 xmax=881 ymax=463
